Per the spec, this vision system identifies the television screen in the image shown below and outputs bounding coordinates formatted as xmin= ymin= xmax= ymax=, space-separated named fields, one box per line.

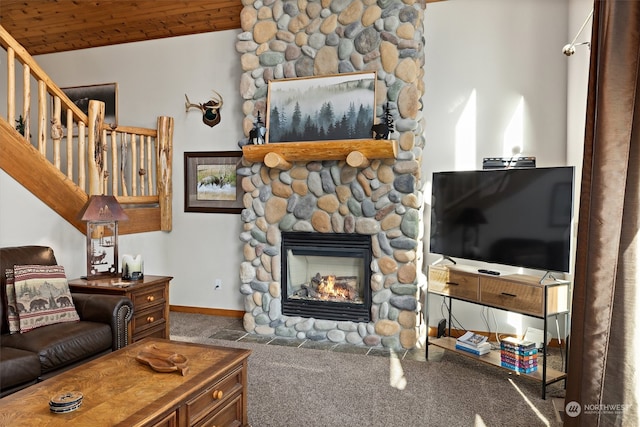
xmin=430 ymin=167 xmax=574 ymax=273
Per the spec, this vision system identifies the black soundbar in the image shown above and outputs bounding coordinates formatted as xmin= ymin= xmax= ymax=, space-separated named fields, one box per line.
xmin=482 ymin=156 xmax=536 ymax=169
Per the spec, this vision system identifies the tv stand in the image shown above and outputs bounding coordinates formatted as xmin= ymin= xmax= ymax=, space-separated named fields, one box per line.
xmin=426 ymin=264 xmax=571 ymax=399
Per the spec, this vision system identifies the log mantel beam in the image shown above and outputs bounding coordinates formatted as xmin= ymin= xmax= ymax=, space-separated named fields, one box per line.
xmin=242 ymin=139 xmax=398 ymax=166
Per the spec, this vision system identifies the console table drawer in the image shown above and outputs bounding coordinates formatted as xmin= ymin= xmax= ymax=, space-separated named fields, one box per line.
xmin=148 ymin=411 xmax=177 ymax=427
xmin=132 ymin=323 xmax=166 ymax=343
xmin=428 ymin=267 xmax=479 ymax=302
xmin=186 ymin=365 xmax=244 ymax=426
xmin=132 ymin=305 xmax=166 ymax=333
xmin=133 ymin=285 xmax=167 ymax=311
xmin=194 ymin=394 xmax=243 ymax=427
xmin=479 ymin=278 xmax=543 ymax=316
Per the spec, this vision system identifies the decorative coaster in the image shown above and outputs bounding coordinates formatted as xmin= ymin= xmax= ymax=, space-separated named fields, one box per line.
xmin=50 ymin=400 xmax=83 ymax=413
xmin=50 ymin=391 xmax=83 ymax=413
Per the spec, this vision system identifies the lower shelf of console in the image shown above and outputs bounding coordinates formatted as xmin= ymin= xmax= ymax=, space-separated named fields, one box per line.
xmin=428 ymin=336 xmax=567 ymax=384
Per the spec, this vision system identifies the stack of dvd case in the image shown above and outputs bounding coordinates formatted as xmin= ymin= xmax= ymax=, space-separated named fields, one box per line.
xmin=500 ymin=337 xmax=538 ymax=373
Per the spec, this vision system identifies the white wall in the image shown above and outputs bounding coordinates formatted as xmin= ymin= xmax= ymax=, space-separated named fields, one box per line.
xmin=1 ymin=30 xmax=246 ymax=310
xmin=422 ymin=0 xmax=587 ymax=338
xmin=566 ymin=0 xmax=592 ymax=167
xmin=1 ymin=2 xmax=590 ymax=335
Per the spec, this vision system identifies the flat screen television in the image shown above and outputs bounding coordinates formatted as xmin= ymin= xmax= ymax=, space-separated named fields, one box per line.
xmin=430 ymin=167 xmax=574 ymax=273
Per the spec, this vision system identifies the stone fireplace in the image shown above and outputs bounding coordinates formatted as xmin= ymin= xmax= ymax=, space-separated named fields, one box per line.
xmin=236 ymin=0 xmax=426 ymax=350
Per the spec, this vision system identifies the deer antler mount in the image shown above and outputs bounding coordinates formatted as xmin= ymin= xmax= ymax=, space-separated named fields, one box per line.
xmin=185 ymin=91 xmax=223 ymax=128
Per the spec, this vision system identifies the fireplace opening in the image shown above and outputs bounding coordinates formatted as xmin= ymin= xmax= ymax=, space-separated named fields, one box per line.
xmin=281 ymin=232 xmax=372 ymax=322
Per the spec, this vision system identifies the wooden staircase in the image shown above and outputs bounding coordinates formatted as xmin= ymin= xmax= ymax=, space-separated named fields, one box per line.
xmin=0 ymin=25 xmax=173 ymax=235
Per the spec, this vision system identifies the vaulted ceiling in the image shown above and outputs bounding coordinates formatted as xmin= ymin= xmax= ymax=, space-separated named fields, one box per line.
xmin=1 ymin=1 xmax=443 ymax=56
xmin=0 ymin=0 xmax=243 ymax=55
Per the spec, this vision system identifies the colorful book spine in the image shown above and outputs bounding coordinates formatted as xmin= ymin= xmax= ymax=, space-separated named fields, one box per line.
xmin=501 ymin=337 xmax=537 ymax=351
xmin=500 ymin=361 xmax=538 ymax=373
xmin=500 ymin=344 xmax=538 ymax=356
xmin=500 ymin=350 xmax=538 ymax=360
xmin=501 ymin=354 xmax=537 ymax=364
xmin=455 ymin=344 xmax=490 ymax=356
xmin=501 ymin=356 xmax=538 ymax=368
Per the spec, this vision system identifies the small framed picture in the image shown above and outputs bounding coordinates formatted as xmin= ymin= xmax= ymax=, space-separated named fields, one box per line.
xmin=60 ymin=82 xmax=118 ymax=128
xmin=184 ymin=151 xmax=244 ymax=214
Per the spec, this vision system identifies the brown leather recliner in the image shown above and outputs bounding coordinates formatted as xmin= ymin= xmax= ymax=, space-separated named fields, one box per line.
xmin=0 ymin=245 xmax=134 ymax=397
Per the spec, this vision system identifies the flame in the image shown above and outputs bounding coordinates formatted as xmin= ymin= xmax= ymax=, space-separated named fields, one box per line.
xmin=317 ymin=275 xmax=349 ymax=300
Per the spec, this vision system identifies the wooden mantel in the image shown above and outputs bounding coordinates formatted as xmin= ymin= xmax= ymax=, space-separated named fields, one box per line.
xmin=242 ymin=139 xmax=398 ymax=170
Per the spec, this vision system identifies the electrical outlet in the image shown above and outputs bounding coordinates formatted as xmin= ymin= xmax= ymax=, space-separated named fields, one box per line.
xmin=214 ymin=278 xmax=222 ymax=290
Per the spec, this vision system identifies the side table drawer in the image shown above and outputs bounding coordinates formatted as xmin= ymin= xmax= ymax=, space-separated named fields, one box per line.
xmin=132 ymin=304 xmax=166 ymax=334
xmin=132 ymin=285 xmax=166 ymax=311
xmin=186 ymin=365 xmax=244 ymax=426
xmin=479 ymin=278 xmax=543 ymax=316
xmin=428 ymin=267 xmax=479 ymax=302
xmin=133 ymin=323 xmax=167 ymax=342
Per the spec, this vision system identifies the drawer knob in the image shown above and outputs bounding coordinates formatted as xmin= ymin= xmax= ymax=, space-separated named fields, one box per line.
xmin=501 ymin=292 xmax=517 ymax=297
xmin=147 ymin=295 xmax=155 ymax=302
xmin=445 ymin=281 xmax=459 ymax=286
xmin=212 ymin=390 xmax=224 ymax=400
xmin=146 ymin=316 xmax=154 ymax=323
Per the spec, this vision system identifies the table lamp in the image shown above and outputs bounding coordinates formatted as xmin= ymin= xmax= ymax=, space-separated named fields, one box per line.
xmin=78 ymin=195 xmax=128 ymax=279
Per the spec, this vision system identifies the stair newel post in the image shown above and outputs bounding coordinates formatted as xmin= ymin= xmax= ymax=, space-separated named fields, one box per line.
xmin=87 ymin=100 xmax=106 ymax=196
xmin=78 ymin=122 xmax=87 ymax=190
xmin=157 ymin=116 xmax=173 ymax=231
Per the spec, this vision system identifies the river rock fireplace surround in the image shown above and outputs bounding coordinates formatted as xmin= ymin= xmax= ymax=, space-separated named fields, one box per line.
xmin=236 ymin=0 xmax=426 ymax=350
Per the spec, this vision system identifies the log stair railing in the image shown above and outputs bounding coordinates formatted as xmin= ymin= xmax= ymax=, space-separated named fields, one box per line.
xmin=0 ymin=24 xmax=173 ymax=235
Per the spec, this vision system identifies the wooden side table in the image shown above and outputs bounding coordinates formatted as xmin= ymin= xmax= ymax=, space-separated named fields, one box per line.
xmin=68 ymin=275 xmax=172 ymax=344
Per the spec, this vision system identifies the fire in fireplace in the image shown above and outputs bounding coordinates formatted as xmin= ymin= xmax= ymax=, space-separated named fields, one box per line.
xmin=299 ymin=273 xmax=360 ymax=302
xmin=281 ymin=232 xmax=372 ymax=322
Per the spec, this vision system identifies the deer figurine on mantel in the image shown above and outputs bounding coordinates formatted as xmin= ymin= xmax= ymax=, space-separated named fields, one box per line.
xmin=184 ymin=91 xmax=223 ymax=128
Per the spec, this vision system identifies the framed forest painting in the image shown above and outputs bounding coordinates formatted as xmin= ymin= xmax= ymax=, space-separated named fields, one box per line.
xmin=266 ymin=71 xmax=376 ymax=144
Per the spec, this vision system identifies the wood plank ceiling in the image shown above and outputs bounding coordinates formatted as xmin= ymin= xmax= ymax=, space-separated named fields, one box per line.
xmin=0 ymin=0 xmax=243 ymax=55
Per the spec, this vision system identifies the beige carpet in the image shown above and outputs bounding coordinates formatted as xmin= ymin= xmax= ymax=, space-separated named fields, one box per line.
xmin=170 ymin=312 xmax=564 ymax=427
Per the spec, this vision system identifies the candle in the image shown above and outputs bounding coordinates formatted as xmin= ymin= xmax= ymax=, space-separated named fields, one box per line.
xmin=122 ymin=254 xmax=143 ymax=280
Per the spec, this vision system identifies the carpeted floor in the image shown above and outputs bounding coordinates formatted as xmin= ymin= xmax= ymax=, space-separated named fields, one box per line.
xmin=169 ymin=311 xmax=565 ymax=427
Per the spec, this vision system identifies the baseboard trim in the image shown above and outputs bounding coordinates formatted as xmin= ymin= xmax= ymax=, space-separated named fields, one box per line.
xmin=170 ymin=305 xmax=244 ymax=319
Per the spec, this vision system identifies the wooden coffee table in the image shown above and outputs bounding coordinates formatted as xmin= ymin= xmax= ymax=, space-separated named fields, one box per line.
xmin=0 ymin=338 xmax=251 ymax=426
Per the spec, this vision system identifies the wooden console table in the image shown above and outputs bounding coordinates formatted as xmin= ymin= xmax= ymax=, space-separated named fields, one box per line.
xmin=69 ymin=275 xmax=172 ymax=344
xmin=426 ymin=264 xmax=571 ymax=399
xmin=0 ymin=338 xmax=251 ymax=426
